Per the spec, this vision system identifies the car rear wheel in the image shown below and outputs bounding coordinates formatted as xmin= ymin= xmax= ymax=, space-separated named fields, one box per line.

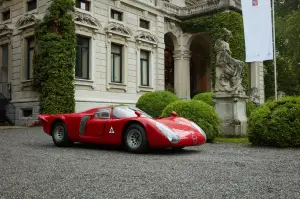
xmin=51 ymin=121 xmax=73 ymax=147
xmin=124 ymin=124 xmax=148 ymax=153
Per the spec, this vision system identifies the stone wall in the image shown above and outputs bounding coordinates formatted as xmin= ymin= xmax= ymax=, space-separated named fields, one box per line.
xmin=1 ymin=0 xmax=48 ymax=125
xmin=73 ymin=0 xmax=166 ymax=112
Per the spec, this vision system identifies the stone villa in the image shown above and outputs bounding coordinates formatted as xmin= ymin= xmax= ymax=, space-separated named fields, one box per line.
xmin=0 ymin=0 xmax=264 ymax=125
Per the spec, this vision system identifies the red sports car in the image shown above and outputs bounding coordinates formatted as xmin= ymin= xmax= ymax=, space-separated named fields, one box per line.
xmin=38 ymin=105 xmax=207 ymax=153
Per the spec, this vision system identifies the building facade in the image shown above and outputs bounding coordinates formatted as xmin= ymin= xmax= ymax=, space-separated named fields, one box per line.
xmin=0 ymin=0 xmax=265 ymax=125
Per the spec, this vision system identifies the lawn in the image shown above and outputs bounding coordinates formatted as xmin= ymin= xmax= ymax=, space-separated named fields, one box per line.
xmin=215 ymin=137 xmax=249 ymax=143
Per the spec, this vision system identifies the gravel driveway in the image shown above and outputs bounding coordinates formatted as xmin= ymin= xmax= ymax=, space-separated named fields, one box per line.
xmin=0 ymin=127 xmax=299 ymax=199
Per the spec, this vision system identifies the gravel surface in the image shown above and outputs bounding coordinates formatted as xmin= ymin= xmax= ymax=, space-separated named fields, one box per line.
xmin=0 ymin=127 xmax=300 ymax=199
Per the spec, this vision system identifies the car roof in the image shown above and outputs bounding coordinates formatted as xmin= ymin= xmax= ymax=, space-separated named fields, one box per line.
xmin=81 ymin=105 xmax=132 ymax=113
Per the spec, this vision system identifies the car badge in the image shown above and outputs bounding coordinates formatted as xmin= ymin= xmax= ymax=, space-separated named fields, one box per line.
xmin=109 ymin=126 xmax=114 ymax=134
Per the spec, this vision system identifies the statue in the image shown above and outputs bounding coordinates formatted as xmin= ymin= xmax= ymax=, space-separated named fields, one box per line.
xmin=248 ymin=87 xmax=260 ymax=106
xmin=278 ymin=91 xmax=286 ymax=99
xmin=214 ymin=28 xmax=246 ymax=95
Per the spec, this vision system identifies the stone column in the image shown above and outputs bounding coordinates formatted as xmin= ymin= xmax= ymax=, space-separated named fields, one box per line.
xmin=173 ymin=50 xmax=191 ymax=99
xmin=249 ymin=61 xmax=265 ymax=104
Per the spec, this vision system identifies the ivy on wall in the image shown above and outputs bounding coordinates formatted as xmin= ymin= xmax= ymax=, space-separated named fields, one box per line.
xmin=32 ymin=0 xmax=76 ymax=114
xmin=181 ymin=10 xmax=248 ymax=91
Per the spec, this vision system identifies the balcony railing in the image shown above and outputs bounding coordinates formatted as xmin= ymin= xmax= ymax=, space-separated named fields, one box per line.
xmin=162 ymin=0 xmax=241 ymax=17
xmin=137 ymin=0 xmax=157 ymax=7
xmin=0 ymin=82 xmax=11 ymax=101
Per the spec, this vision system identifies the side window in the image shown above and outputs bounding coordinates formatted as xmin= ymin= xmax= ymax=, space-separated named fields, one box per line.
xmin=94 ymin=108 xmax=111 ymax=119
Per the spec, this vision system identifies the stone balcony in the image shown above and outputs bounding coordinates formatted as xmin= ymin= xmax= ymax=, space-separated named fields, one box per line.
xmin=0 ymin=0 xmax=11 ymax=5
xmin=160 ymin=0 xmax=241 ymax=18
xmin=137 ymin=0 xmax=157 ymax=7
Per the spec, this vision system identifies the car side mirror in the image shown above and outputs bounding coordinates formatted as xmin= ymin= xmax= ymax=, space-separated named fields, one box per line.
xmin=135 ymin=110 xmax=141 ymax=117
xmin=171 ymin=111 xmax=177 ymax=117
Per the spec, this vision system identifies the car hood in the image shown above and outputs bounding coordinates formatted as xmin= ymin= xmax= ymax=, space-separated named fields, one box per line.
xmin=155 ymin=117 xmax=198 ymax=137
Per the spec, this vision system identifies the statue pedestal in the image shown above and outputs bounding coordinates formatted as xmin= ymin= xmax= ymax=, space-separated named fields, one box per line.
xmin=214 ymin=92 xmax=248 ymax=137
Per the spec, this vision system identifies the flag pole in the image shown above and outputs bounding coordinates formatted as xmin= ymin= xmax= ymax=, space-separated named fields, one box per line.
xmin=272 ymin=0 xmax=277 ymax=100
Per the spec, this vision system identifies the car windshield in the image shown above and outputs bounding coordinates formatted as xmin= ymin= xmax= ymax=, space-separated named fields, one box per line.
xmin=112 ymin=106 xmax=152 ymax=119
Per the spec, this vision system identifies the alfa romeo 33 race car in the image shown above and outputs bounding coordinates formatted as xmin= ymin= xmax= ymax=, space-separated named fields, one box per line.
xmin=38 ymin=105 xmax=207 ymax=153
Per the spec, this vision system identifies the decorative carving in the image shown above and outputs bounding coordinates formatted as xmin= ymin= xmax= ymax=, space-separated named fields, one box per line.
xmin=16 ymin=13 xmax=41 ymax=29
xmin=248 ymin=87 xmax=260 ymax=105
xmin=135 ymin=30 xmax=158 ymax=45
xmin=137 ymin=41 xmax=154 ymax=50
xmin=214 ymin=28 xmax=245 ymax=95
xmin=185 ymin=0 xmax=198 ymax=6
xmin=207 ymin=0 xmax=221 ymax=6
xmin=186 ymin=0 xmax=220 ymax=5
xmin=106 ymin=22 xmax=132 ymax=38
xmin=74 ymin=12 xmax=102 ymax=28
xmin=0 ymin=24 xmax=13 ymax=36
xmin=278 ymin=91 xmax=286 ymax=99
xmin=107 ymin=33 xmax=127 ymax=44
xmin=165 ymin=0 xmax=239 ymax=17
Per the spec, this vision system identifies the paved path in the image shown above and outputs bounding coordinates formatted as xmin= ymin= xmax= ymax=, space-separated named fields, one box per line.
xmin=0 ymin=127 xmax=299 ymax=199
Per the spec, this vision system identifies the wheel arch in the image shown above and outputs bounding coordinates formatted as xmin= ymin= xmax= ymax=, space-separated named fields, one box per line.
xmin=121 ymin=120 xmax=146 ymax=145
xmin=50 ymin=118 xmax=66 ymax=135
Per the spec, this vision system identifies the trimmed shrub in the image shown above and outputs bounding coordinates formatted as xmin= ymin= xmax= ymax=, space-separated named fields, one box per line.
xmin=136 ymin=91 xmax=178 ymax=118
xmin=33 ymin=0 xmax=76 ymax=114
xmin=192 ymin=92 xmax=215 ymax=106
xmin=246 ymin=101 xmax=257 ymax=117
xmin=247 ymin=96 xmax=300 ymax=147
xmin=161 ymin=100 xmax=220 ymax=142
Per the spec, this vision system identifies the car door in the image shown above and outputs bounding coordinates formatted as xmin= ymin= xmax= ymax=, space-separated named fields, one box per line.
xmin=84 ymin=108 xmax=111 ymax=138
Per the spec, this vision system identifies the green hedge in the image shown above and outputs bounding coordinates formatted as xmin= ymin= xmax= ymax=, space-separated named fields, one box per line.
xmin=136 ymin=91 xmax=178 ymax=118
xmin=246 ymin=101 xmax=257 ymax=118
xmin=247 ymin=96 xmax=300 ymax=147
xmin=192 ymin=92 xmax=215 ymax=106
xmin=181 ymin=10 xmax=248 ymax=91
xmin=33 ymin=0 xmax=76 ymax=114
xmin=161 ymin=100 xmax=220 ymax=142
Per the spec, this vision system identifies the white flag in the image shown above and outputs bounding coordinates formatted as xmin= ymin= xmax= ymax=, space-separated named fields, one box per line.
xmin=241 ymin=0 xmax=273 ymax=62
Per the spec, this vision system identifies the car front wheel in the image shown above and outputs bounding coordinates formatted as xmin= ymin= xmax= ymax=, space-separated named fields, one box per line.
xmin=51 ymin=121 xmax=73 ymax=147
xmin=124 ymin=124 xmax=148 ymax=153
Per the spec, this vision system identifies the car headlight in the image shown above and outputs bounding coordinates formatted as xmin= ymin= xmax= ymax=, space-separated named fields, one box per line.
xmin=155 ymin=122 xmax=180 ymax=144
xmin=190 ymin=121 xmax=207 ymax=141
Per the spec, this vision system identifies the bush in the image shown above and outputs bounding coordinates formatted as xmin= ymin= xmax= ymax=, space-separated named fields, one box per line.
xmin=247 ymin=96 xmax=300 ymax=147
xmin=136 ymin=91 xmax=178 ymax=118
xmin=33 ymin=0 xmax=76 ymax=114
xmin=192 ymin=92 xmax=215 ymax=106
xmin=246 ymin=101 xmax=257 ymax=117
xmin=161 ymin=100 xmax=220 ymax=142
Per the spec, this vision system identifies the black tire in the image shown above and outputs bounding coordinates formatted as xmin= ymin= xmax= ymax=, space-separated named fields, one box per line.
xmin=124 ymin=124 xmax=148 ymax=153
xmin=51 ymin=121 xmax=73 ymax=147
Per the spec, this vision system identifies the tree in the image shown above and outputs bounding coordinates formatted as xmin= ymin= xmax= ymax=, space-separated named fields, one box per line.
xmin=33 ymin=0 xmax=76 ymax=114
xmin=275 ymin=0 xmax=300 ymax=17
xmin=264 ymin=2 xmax=300 ymax=98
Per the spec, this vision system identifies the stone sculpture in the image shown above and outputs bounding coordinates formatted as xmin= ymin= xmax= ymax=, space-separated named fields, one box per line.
xmin=278 ymin=91 xmax=286 ymax=99
xmin=214 ymin=28 xmax=245 ymax=95
xmin=248 ymin=87 xmax=260 ymax=106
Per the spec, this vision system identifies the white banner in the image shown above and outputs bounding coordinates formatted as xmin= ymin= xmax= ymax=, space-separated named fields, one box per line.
xmin=241 ymin=0 xmax=274 ymax=62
